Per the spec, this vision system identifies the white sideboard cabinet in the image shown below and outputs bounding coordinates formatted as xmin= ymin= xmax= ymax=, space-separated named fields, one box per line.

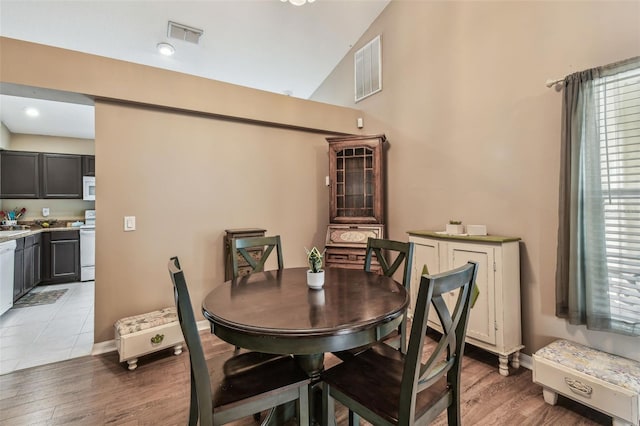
xmin=407 ymin=230 xmax=523 ymax=376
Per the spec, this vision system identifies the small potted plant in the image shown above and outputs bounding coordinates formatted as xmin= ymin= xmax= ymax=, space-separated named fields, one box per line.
xmin=305 ymin=247 xmax=326 ymax=289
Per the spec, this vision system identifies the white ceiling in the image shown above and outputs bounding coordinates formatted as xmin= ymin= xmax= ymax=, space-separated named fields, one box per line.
xmin=0 ymin=0 xmax=389 ymax=139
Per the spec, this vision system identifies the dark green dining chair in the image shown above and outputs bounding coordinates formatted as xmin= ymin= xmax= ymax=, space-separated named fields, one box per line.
xmin=364 ymin=237 xmax=414 ymax=353
xmin=168 ymin=257 xmax=310 ymax=426
xmin=334 ymin=238 xmax=414 ymax=361
xmin=321 ymin=261 xmax=478 ymax=426
xmin=231 ymin=235 xmax=283 ymax=278
xmin=229 ymin=235 xmax=284 ymax=354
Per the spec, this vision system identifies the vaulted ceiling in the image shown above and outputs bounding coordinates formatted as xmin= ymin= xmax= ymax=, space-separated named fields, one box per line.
xmin=0 ymin=0 xmax=389 ymax=138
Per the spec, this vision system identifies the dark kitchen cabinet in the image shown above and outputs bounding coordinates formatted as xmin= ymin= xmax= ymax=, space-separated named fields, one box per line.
xmin=13 ymin=234 xmax=42 ymax=302
xmin=13 ymin=238 xmax=24 ymax=301
xmin=82 ymin=155 xmax=95 ymax=176
xmin=24 ymin=234 xmax=41 ymax=292
xmin=42 ymin=230 xmax=80 ymax=284
xmin=1 ymin=151 xmax=40 ymax=199
xmin=1 ymin=150 xmax=87 ymax=199
xmin=40 ymin=153 xmax=83 ymax=198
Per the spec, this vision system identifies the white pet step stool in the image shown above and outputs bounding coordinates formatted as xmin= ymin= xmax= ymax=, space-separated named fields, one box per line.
xmin=533 ymin=339 xmax=640 ymax=426
xmin=114 ymin=307 xmax=184 ymax=370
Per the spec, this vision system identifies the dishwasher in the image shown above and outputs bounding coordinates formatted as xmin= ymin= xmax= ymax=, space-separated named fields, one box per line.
xmin=0 ymin=239 xmax=17 ymax=316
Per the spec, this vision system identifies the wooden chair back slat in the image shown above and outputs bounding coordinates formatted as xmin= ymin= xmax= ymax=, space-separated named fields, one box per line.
xmin=364 ymin=237 xmax=414 ymax=353
xmin=231 ymin=236 xmax=283 ymax=279
xmin=398 ymin=261 xmax=478 ymax=425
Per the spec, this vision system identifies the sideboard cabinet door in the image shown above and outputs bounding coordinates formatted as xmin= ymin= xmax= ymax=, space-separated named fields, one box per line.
xmin=408 ymin=231 xmax=523 ymax=376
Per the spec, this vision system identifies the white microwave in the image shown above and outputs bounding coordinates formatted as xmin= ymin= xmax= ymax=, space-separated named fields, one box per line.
xmin=83 ymin=176 xmax=96 ymax=200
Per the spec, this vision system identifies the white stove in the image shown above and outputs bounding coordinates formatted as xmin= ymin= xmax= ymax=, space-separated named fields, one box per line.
xmin=80 ymin=210 xmax=95 ymax=281
xmin=81 ymin=209 xmax=95 ymax=229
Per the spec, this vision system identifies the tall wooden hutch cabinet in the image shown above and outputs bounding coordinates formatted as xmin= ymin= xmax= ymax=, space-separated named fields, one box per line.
xmin=324 ymin=134 xmax=386 ymax=270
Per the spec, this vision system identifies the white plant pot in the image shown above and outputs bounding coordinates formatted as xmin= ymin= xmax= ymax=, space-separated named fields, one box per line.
xmin=307 ymin=270 xmax=325 ymax=290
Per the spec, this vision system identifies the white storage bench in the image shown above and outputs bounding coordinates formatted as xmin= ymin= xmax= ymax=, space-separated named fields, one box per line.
xmin=114 ymin=307 xmax=184 ymax=370
xmin=533 ymin=339 xmax=640 ymax=426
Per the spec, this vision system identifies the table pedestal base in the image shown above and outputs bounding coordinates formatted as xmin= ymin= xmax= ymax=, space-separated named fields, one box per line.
xmin=295 ymin=353 xmax=325 ymax=381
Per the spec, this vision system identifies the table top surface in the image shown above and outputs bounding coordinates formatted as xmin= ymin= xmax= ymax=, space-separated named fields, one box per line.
xmin=202 ymin=267 xmax=408 ymax=339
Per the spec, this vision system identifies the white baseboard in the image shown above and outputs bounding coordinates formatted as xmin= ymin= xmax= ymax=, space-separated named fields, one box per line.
xmin=91 ymin=320 xmax=208 ymax=355
xmin=520 ymin=353 xmax=533 ymax=370
xmin=91 ymin=321 xmax=530 ymax=372
xmin=91 ymin=340 xmax=116 ymax=355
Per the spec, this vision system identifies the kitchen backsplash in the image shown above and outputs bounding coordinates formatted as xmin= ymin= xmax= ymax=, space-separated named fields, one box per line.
xmin=1 ymin=199 xmax=95 ymax=221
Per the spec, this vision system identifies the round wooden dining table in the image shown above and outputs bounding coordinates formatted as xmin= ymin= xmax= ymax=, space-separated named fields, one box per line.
xmin=202 ymin=266 xmax=409 ymax=379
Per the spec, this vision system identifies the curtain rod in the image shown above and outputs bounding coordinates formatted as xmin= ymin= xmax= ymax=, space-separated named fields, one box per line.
xmin=546 ymin=56 xmax=640 ymax=89
xmin=546 ymin=77 xmax=564 ymax=88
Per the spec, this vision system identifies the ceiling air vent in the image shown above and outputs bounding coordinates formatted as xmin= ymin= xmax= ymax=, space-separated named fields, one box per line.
xmin=354 ymin=35 xmax=382 ymax=102
xmin=167 ymin=21 xmax=203 ymax=44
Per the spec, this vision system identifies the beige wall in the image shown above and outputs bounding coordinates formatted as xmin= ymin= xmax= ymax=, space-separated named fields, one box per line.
xmin=10 ymin=134 xmax=94 ymax=155
xmin=0 ymin=37 xmax=355 ymax=342
xmin=1 ymin=134 xmax=95 ymax=220
xmin=0 ymin=37 xmax=361 ymax=136
xmin=312 ymin=1 xmax=640 ymax=360
xmin=94 ymin=102 xmax=331 ymax=341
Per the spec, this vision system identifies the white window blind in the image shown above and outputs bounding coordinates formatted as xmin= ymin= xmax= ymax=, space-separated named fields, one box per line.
xmin=598 ymin=66 xmax=640 ymax=325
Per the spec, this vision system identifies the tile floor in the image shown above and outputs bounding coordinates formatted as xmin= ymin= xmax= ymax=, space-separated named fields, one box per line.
xmin=0 ymin=281 xmax=94 ymax=375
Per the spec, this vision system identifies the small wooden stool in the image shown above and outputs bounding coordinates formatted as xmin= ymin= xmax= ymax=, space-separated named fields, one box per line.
xmin=114 ymin=307 xmax=184 ymax=370
xmin=533 ymin=339 xmax=640 ymax=426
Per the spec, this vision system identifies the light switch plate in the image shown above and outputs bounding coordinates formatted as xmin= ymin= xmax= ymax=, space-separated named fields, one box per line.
xmin=42 ymin=208 xmax=50 ymax=217
xmin=124 ymin=216 xmax=136 ymax=231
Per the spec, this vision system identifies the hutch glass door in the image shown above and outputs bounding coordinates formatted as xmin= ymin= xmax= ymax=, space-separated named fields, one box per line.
xmin=336 ymin=146 xmax=374 ymax=219
xmin=327 ymin=134 xmax=385 ymax=224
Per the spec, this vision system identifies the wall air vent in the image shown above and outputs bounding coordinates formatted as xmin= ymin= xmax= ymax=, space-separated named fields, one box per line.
xmin=354 ymin=35 xmax=382 ymax=102
xmin=167 ymin=21 xmax=203 ymax=44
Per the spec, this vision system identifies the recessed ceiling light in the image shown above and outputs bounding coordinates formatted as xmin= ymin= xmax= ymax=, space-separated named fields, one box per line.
xmin=24 ymin=107 xmax=39 ymax=117
xmin=157 ymin=42 xmax=175 ymax=56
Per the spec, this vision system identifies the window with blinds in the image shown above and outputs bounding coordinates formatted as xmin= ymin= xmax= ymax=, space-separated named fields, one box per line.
xmin=598 ymin=65 xmax=640 ymax=325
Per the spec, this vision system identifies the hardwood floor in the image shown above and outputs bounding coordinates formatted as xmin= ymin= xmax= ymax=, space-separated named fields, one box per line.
xmin=0 ymin=330 xmax=611 ymax=425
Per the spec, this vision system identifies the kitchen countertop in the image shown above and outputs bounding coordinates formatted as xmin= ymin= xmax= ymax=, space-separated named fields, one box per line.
xmin=0 ymin=225 xmax=84 ymax=243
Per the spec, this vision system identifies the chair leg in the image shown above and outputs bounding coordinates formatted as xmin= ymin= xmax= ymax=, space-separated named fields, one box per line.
xmin=348 ymin=410 xmax=360 ymax=426
xmin=446 ymin=387 xmax=462 ymax=426
xmin=399 ymin=318 xmax=407 ymax=354
xmin=188 ymin=371 xmax=198 ymax=426
xmin=298 ymin=384 xmax=310 ymax=426
xmin=447 ymin=404 xmax=461 ymax=426
xmin=321 ymin=383 xmax=335 ymax=426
